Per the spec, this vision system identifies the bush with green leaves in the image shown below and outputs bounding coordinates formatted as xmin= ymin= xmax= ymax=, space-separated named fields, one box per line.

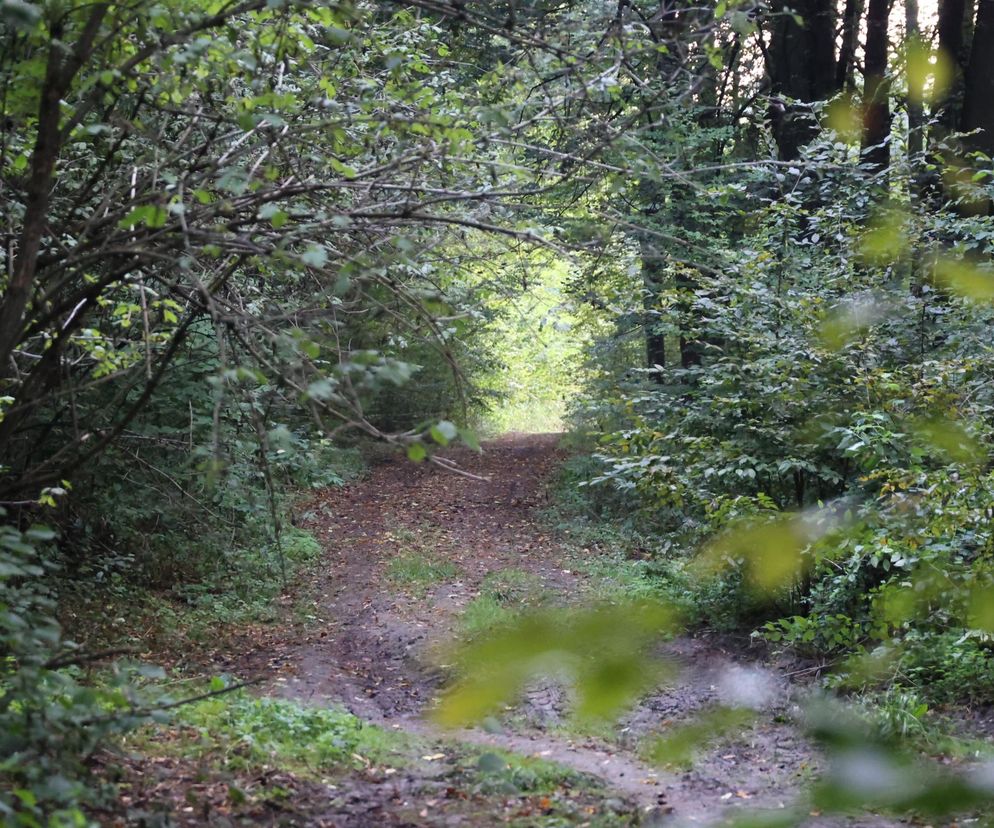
xmin=52 ymin=332 xmax=360 ymax=627
xmin=569 ymin=117 xmax=994 ymax=704
xmin=759 ymin=614 xmax=865 ymax=656
xmin=893 ymin=631 xmax=994 ymax=706
xmin=0 ymin=517 xmax=164 ymax=826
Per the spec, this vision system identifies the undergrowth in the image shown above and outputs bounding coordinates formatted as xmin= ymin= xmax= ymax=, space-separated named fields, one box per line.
xmin=126 ymin=690 xmax=415 ymax=776
xmin=545 ymin=454 xmax=716 ymax=627
xmin=60 ymin=437 xmax=367 ymax=656
xmin=549 ymin=447 xmax=994 ymax=744
xmin=118 ymin=689 xmax=635 ymax=826
xmin=61 ymin=525 xmax=325 ymax=655
xmin=464 ymin=748 xmax=595 ymax=796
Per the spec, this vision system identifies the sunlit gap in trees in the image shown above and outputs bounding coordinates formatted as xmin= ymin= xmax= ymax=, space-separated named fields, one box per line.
xmin=480 ymin=257 xmax=589 ymax=436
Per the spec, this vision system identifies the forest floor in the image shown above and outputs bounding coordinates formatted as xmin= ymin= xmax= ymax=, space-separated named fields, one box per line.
xmin=105 ymin=434 xmax=916 ymax=827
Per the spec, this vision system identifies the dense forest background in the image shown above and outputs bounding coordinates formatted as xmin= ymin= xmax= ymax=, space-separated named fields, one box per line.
xmin=5 ymin=0 xmax=994 ymax=824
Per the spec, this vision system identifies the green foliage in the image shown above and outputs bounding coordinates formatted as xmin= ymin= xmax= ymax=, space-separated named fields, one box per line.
xmin=646 ymin=707 xmax=754 ymax=770
xmin=67 ymin=342 xmax=363 ymax=583
xmin=459 ymin=569 xmax=549 ymax=638
xmin=5 ymin=0 xmax=994 ymax=822
xmin=460 ymin=594 xmax=517 ymax=638
xmin=167 ymin=692 xmax=408 ymax=774
xmin=131 ymin=691 xmax=635 ymax=825
xmin=546 ymin=454 xmax=638 ymax=524
xmin=477 ymin=258 xmax=591 ymax=435
xmin=548 ymin=455 xmax=742 ymax=627
xmin=0 ymin=518 xmax=161 ymax=826
xmin=466 ymin=749 xmax=591 ymax=796
xmin=855 ymin=688 xmax=932 ymax=742
xmin=168 ymin=526 xmax=324 ymax=627
xmin=759 ymin=614 xmax=864 ymax=656
xmin=50 ymin=339 xmax=359 ymax=647
xmin=568 ymin=113 xmax=994 ymax=713
xmin=803 ymin=698 xmax=994 ymax=819
xmin=894 ymin=631 xmax=994 ymax=706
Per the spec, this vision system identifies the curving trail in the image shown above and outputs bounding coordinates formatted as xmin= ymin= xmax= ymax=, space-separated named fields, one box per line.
xmin=230 ymin=434 xmax=899 ymax=827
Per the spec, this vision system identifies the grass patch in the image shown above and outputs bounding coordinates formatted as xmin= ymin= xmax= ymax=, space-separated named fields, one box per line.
xmin=380 ymin=520 xmax=460 ymax=596
xmin=125 ymin=690 xmax=418 ymax=777
xmin=925 ymin=728 xmax=994 ymax=762
xmin=385 ymin=551 xmax=459 ymax=591
xmin=449 ymin=746 xmax=637 ymax=826
xmin=461 ymin=594 xmax=515 ymax=638
xmin=122 ymin=690 xmax=634 ymax=824
xmin=481 ymin=568 xmax=545 ymax=603
xmin=545 ymin=454 xmax=720 ymax=625
xmin=460 ymin=568 xmax=549 ymax=638
xmin=572 ymin=552 xmax=682 ymax=604
xmin=844 ymin=687 xmax=994 ymax=761
xmin=541 ymin=714 xmax=620 ymax=747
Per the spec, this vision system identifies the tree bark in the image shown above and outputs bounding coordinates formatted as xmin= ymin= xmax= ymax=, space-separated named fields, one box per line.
xmin=961 ymin=0 xmax=994 ymax=159
xmin=836 ymin=0 xmax=864 ymax=91
xmin=0 ymin=6 xmax=109 ymax=380
xmin=936 ymin=0 xmax=969 ymax=129
xmin=921 ymin=0 xmax=971 ymax=204
xmin=766 ymin=0 xmax=837 ymax=159
xmin=861 ymin=0 xmax=892 ymax=178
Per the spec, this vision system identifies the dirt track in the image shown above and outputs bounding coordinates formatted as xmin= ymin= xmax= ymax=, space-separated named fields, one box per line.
xmin=201 ymin=434 xmax=903 ymax=827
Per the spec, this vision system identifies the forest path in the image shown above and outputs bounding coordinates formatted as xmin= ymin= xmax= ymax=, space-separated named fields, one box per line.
xmin=242 ymin=434 xmax=889 ymax=827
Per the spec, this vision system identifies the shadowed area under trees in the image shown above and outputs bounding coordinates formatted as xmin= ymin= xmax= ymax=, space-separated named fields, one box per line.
xmin=5 ymin=0 xmax=994 ymax=825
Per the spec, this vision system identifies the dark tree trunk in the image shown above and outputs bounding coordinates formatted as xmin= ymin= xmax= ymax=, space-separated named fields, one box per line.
xmin=679 ymin=333 xmax=703 ymax=368
xmin=646 ymin=329 xmax=666 ymax=373
xmin=961 ymin=0 xmax=994 ymax=158
xmin=861 ymin=0 xmax=892 ymax=178
xmin=937 ymin=0 xmax=969 ymax=129
xmin=836 ymin=0 xmax=864 ymax=91
xmin=766 ymin=0 xmax=837 ymax=160
xmin=922 ymin=0 xmax=971 ymax=205
xmin=634 ymin=0 xmax=720 ymax=377
xmin=0 ymin=6 xmax=109 ymax=379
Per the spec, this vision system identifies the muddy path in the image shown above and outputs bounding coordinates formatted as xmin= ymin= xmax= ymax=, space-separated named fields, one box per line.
xmin=228 ymin=433 xmax=898 ymax=827
xmin=270 ymin=433 xmax=575 ymax=718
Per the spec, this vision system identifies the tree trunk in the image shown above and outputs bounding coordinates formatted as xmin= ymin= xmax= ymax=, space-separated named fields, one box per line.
xmin=921 ymin=0 xmax=971 ymax=204
xmin=836 ymin=0 xmax=864 ymax=91
xmin=0 ymin=6 xmax=109 ymax=380
xmin=937 ymin=0 xmax=969 ymax=129
xmin=640 ymin=235 xmax=666 ymax=376
xmin=766 ymin=0 xmax=837 ymax=159
xmin=861 ymin=0 xmax=892 ymax=178
xmin=961 ymin=0 xmax=994 ymax=159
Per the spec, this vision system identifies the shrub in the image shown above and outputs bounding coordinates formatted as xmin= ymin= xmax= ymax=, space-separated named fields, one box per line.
xmin=0 ymin=517 xmax=156 ymax=825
